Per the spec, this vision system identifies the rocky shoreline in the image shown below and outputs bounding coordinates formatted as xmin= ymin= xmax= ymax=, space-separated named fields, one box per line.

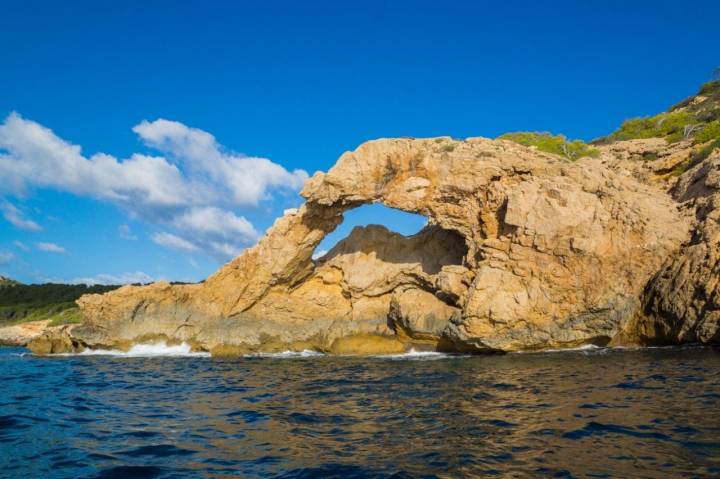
xmin=25 ymin=85 xmax=720 ymax=357
xmin=0 ymin=320 xmax=53 ymax=347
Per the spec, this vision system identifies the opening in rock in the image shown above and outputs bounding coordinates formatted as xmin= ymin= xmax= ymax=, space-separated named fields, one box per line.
xmin=311 ymin=204 xmax=467 ymax=275
xmin=313 ymin=204 xmax=427 ymax=260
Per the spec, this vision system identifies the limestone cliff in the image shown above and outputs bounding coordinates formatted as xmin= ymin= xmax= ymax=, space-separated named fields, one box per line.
xmin=28 ymin=84 xmax=720 ymax=355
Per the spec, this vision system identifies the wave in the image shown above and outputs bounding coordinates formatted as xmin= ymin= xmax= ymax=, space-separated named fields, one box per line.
xmin=375 ymin=348 xmax=459 ymax=360
xmin=244 ymin=349 xmax=325 ymax=358
xmin=538 ymin=344 xmax=604 ymax=353
xmin=245 ymin=348 xmax=457 ymax=360
xmin=513 ymin=344 xmax=607 ymax=355
xmin=56 ymin=341 xmax=210 ymax=358
xmin=514 ymin=344 xmax=699 ymax=354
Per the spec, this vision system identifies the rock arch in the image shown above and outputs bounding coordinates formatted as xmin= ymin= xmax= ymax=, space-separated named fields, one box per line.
xmin=63 ymin=137 xmax=688 ymax=355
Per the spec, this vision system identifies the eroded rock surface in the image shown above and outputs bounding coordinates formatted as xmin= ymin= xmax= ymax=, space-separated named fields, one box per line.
xmin=30 ymin=136 xmax=698 ymax=355
xmin=0 ymin=320 xmax=52 ymax=347
xmin=635 ymin=151 xmax=720 ymax=343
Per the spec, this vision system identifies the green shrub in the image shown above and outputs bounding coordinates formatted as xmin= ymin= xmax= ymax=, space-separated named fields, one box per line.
xmin=498 ymin=132 xmax=599 ymax=160
xmin=695 ymin=121 xmax=720 ymax=144
xmin=48 ymin=308 xmax=83 ymax=327
xmin=699 ymin=80 xmax=720 ymax=97
xmin=689 ymin=139 xmax=720 ymax=169
xmin=602 ymin=80 xmax=720 ymax=146
xmin=664 ymin=138 xmax=720 ymax=177
xmin=603 ymin=111 xmax=696 ymax=143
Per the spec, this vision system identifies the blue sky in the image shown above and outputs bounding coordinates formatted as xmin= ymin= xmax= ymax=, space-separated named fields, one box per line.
xmin=1 ymin=0 xmax=718 ymax=284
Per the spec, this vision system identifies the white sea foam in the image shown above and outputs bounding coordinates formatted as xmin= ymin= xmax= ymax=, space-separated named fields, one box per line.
xmin=376 ymin=348 xmax=457 ymax=360
xmin=56 ymin=341 xmax=210 ymax=357
xmin=541 ymin=344 xmax=603 ymax=353
xmin=514 ymin=344 xmax=605 ymax=354
xmin=244 ymin=349 xmax=325 ymax=358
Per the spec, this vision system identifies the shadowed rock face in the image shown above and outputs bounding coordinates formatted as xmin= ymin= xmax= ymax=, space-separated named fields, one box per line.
xmin=30 ymin=136 xmax=706 ymax=355
xmin=636 ymin=156 xmax=720 ymax=344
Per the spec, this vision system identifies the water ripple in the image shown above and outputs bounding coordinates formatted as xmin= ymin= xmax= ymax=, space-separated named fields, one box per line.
xmin=0 ymin=345 xmax=718 ymax=477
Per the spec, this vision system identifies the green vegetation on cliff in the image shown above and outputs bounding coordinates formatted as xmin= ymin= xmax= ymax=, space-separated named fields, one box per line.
xmin=676 ymin=138 xmax=720 ymax=176
xmin=499 ymin=78 xmax=720 ymax=164
xmin=498 ymin=132 xmax=600 ymax=160
xmin=601 ymin=110 xmax=695 ymax=143
xmin=0 ymin=282 xmax=121 ymax=327
xmin=598 ymin=80 xmax=720 ymax=146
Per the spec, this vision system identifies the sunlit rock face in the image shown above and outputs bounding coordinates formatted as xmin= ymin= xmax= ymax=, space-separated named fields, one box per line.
xmin=31 ymin=136 xmax=701 ymax=355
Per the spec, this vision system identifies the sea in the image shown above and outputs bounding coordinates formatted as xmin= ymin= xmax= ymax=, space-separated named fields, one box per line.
xmin=1 ymin=343 xmax=719 ymax=478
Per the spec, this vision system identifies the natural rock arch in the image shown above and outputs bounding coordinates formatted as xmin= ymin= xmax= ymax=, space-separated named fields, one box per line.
xmin=42 ymin=137 xmax=689 ymax=355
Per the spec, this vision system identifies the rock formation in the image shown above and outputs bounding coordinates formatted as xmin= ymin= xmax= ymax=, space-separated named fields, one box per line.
xmin=0 ymin=320 xmax=55 ymax=347
xmin=634 ymin=155 xmax=720 ymax=343
xmin=30 ymin=135 xmax=703 ymax=355
xmin=28 ymin=82 xmax=720 ymax=356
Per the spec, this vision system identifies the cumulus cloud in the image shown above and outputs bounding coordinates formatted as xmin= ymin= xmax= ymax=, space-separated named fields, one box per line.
xmin=0 ymin=251 xmax=13 ymax=265
xmin=69 ymin=271 xmax=157 ymax=286
xmin=0 ymin=113 xmax=308 ymax=261
xmin=133 ymin=119 xmax=308 ymax=205
xmin=0 ymin=114 xmax=190 ymax=211
xmin=169 ymin=206 xmax=260 ymax=260
xmin=118 ymin=223 xmax=137 ymax=240
xmin=151 ymin=232 xmax=198 ymax=252
xmin=1 ymin=201 xmax=42 ymax=231
xmin=36 ymin=242 xmax=67 ymax=254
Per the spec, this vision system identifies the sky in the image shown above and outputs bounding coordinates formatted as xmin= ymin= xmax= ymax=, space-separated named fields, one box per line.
xmin=1 ymin=0 xmax=718 ymax=284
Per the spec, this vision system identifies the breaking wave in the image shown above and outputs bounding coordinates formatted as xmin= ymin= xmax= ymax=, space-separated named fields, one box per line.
xmin=511 ymin=344 xmax=610 ymax=355
xmin=245 ymin=349 xmax=325 ymax=358
xmin=57 ymin=341 xmax=210 ymax=358
xmin=536 ymin=344 xmax=604 ymax=353
xmin=376 ymin=349 xmax=459 ymax=360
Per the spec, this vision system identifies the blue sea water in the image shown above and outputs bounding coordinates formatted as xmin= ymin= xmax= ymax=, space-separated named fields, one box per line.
xmin=0 ymin=345 xmax=719 ymax=478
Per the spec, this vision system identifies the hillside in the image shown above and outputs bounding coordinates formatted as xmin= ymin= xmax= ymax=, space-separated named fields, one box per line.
xmin=0 ymin=276 xmax=20 ymax=288
xmin=0 ymin=283 xmax=121 ymax=327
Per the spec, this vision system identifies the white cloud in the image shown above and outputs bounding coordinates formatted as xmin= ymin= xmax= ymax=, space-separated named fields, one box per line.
xmin=207 ymin=240 xmax=245 ymax=260
xmin=0 ymin=114 xmax=189 ymax=210
xmin=0 ymin=113 xmax=308 ymax=262
xmin=13 ymin=240 xmax=30 ymax=251
xmin=169 ymin=206 xmax=259 ymax=260
xmin=133 ymin=119 xmax=308 ymax=205
xmin=118 ymin=223 xmax=137 ymax=240
xmin=172 ymin=206 xmax=258 ymax=240
xmin=0 ymin=251 xmax=13 ymax=265
xmin=69 ymin=271 xmax=157 ymax=286
xmin=36 ymin=242 xmax=67 ymax=254
xmin=1 ymin=201 xmax=42 ymax=231
xmin=151 ymin=232 xmax=198 ymax=252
